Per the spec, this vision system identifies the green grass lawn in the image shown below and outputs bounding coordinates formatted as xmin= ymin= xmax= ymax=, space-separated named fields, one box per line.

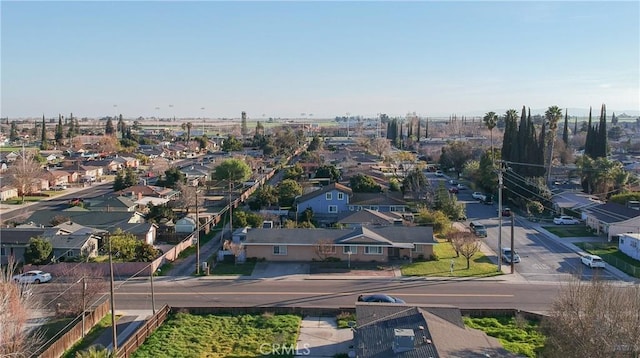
xmin=1 ymin=196 xmax=47 ymax=205
xmin=40 ymin=317 xmax=76 ymax=344
xmin=336 ymin=312 xmax=356 ymax=329
xmin=401 ymin=240 xmax=501 ymax=277
xmin=542 ymin=225 xmax=596 ymax=238
xmin=464 ymin=316 xmax=545 ymax=358
xmin=131 ymin=312 xmax=301 ymax=358
xmin=209 ymin=261 xmax=256 ymax=276
xmin=575 ymin=242 xmax=640 ymax=278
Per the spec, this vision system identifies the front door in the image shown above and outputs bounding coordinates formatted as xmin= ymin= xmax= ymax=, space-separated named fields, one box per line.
xmin=388 ymin=247 xmax=400 ymax=258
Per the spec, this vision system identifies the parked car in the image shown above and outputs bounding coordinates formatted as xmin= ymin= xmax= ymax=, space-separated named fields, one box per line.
xmin=482 ymin=196 xmax=494 ymax=205
xmin=357 ymin=294 xmax=405 ymax=304
xmin=501 ymin=248 xmax=521 ymax=263
xmin=469 ymin=221 xmax=487 ymax=237
xmin=456 ymin=183 xmax=467 ymax=190
xmin=448 ymin=187 xmax=459 ymax=194
xmin=448 ymin=179 xmax=458 ymax=185
xmin=12 ymin=270 xmax=52 ymax=284
xmin=581 ymin=254 xmax=606 ymax=268
xmin=499 ymin=207 xmax=512 ymax=217
xmin=435 ymin=170 xmax=444 ymax=177
xmin=553 ymin=216 xmax=580 ymax=225
xmin=51 ymin=184 xmax=67 ymax=191
xmin=472 ymin=192 xmax=486 ymax=201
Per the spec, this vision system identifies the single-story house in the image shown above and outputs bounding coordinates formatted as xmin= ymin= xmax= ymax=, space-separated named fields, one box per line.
xmin=583 ymin=202 xmax=640 ymax=241
xmin=0 ymin=228 xmax=51 ymax=264
xmin=109 ymin=223 xmax=158 ymax=245
xmin=175 ymin=216 xmax=197 ymax=234
xmin=43 ymin=170 xmax=70 ymax=187
xmin=0 ymin=185 xmax=18 ymax=201
xmin=336 ymin=209 xmax=405 ymax=228
xmin=115 ymin=184 xmax=179 ymax=199
xmin=619 ymin=233 xmax=640 ymax=261
xmin=243 ymin=226 xmax=435 ymax=262
xmin=49 ymin=232 xmax=100 ymax=261
xmin=90 ymin=196 xmax=138 ymax=212
xmin=354 ymin=304 xmax=514 ymax=357
xmin=26 ymin=209 xmax=145 ymax=229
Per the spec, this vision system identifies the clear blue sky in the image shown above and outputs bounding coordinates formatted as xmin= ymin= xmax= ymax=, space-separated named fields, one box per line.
xmin=2 ymin=1 xmax=639 ymax=119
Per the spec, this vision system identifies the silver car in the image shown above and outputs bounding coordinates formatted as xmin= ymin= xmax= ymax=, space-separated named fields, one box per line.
xmin=12 ymin=270 xmax=52 ymax=284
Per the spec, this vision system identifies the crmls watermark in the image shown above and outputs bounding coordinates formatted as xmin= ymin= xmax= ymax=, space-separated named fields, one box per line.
xmin=259 ymin=343 xmax=311 ymax=356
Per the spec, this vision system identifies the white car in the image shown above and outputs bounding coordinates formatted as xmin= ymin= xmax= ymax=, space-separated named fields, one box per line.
xmin=581 ymin=254 xmax=605 ymax=269
xmin=12 ymin=270 xmax=52 ymax=284
xmin=501 ymin=248 xmax=521 ymax=263
xmin=472 ymin=192 xmax=486 ymax=201
xmin=554 ymin=216 xmax=580 ymax=225
xmin=435 ymin=170 xmax=444 ymax=177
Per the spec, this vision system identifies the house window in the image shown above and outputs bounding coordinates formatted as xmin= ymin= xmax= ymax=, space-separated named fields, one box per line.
xmin=67 ymin=251 xmax=74 ymax=257
xmin=620 ymin=238 xmax=624 ymax=244
xmin=328 ymin=205 xmax=338 ymax=213
xmin=343 ymin=246 xmax=357 ymax=254
xmin=631 ymin=240 xmax=638 ymax=248
xmin=326 ymin=193 xmax=332 ymax=200
xmin=370 ymin=206 xmax=379 ymax=211
xmin=337 ymin=192 xmax=344 ymax=200
xmin=364 ymin=246 xmax=383 ymax=255
xmin=273 ymin=246 xmax=288 ymax=255
xmin=412 ymin=245 xmax=423 ymax=253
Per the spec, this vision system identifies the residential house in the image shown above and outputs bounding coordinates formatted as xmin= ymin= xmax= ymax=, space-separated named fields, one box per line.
xmin=5 ymin=151 xmax=19 ymax=162
xmin=43 ymin=169 xmax=70 ymax=187
xmin=349 ymin=191 xmax=409 ymax=213
xmin=30 ymin=177 xmax=50 ymax=193
xmin=337 ymin=209 xmax=405 ymax=228
xmin=354 ymin=304 xmax=513 ymax=358
xmin=78 ymin=165 xmax=103 ymax=180
xmin=26 ymin=208 xmax=145 ymax=229
xmin=619 ymin=233 xmax=640 ymax=261
xmin=180 ymin=165 xmax=209 ymax=184
xmin=49 ymin=230 xmax=101 ymax=261
xmin=244 ymin=226 xmax=435 ymax=262
xmin=113 ymin=155 xmax=139 ymax=169
xmin=583 ymin=202 xmax=640 ymax=241
xmin=89 ymin=196 xmax=138 ymax=212
xmin=107 ymin=223 xmax=158 ymax=245
xmin=175 ymin=216 xmax=197 ymax=233
xmin=0 ymin=227 xmax=50 ymax=264
xmin=295 ymin=183 xmax=353 ymax=224
xmin=89 ymin=158 xmax=122 ymax=173
xmin=0 ymin=185 xmax=18 ymax=201
xmin=114 ymin=184 xmax=178 ymax=199
xmin=552 ymin=191 xmax=603 ymax=214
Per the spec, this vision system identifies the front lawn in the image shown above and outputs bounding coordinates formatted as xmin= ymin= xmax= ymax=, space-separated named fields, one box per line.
xmin=464 ymin=316 xmax=545 ymax=358
xmin=542 ymin=226 xmax=596 ymax=238
xmin=575 ymin=242 xmax=640 ymax=278
xmin=131 ymin=312 xmax=301 ymax=358
xmin=401 ymin=240 xmax=500 ymax=277
xmin=209 ymin=261 xmax=256 ymax=276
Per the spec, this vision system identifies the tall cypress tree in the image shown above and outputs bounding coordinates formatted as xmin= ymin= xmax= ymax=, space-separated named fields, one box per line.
xmin=55 ymin=114 xmax=64 ymax=145
xmin=416 ymin=120 xmax=421 ymax=141
xmin=585 ymin=107 xmax=593 ymax=157
xmin=40 ymin=115 xmax=47 ymax=150
xmin=597 ymin=104 xmax=607 ymax=158
xmin=562 ymin=109 xmax=569 ymax=145
xmin=425 ymin=118 xmax=429 ymax=139
xmin=573 ymin=117 xmax=578 ymax=135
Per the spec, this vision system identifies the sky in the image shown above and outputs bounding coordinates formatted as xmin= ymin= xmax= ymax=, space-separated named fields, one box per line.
xmin=1 ymin=1 xmax=639 ymax=120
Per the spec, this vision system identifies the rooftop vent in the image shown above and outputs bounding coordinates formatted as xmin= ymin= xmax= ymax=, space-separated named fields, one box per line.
xmin=392 ymin=328 xmax=415 ymax=353
xmin=628 ymin=201 xmax=640 ymax=211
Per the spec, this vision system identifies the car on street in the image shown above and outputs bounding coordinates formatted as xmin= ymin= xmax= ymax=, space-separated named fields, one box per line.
xmin=456 ymin=183 xmax=467 ymax=190
xmin=581 ymin=254 xmax=606 ymax=268
xmin=435 ymin=170 xmax=444 ymax=177
xmin=469 ymin=221 xmax=487 ymax=237
xmin=501 ymin=248 xmax=521 ymax=263
xmin=51 ymin=185 xmax=67 ymax=191
xmin=553 ymin=216 xmax=580 ymax=225
xmin=472 ymin=192 xmax=486 ymax=201
xmin=448 ymin=179 xmax=458 ymax=185
xmin=448 ymin=187 xmax=459 ymax=194
xmin=357 ymin=294 xmax=406 ymax=304
xmin=500 ymin=208 xmax=512 ymax=217
xmin=482 ymin=196 xmax=494 ymax=205
xmin=12 ymin=270 xmax=52 ymax=284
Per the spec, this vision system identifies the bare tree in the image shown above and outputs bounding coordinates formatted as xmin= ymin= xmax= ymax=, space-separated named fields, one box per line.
xmin=0 ymin=258 xmax=45 ymax=357
xmin=54 ymin=266 xmax=107 ymax=316
xmin=6 ymin=150 xmax=44 ymax=202
xmin=314 ymin=239 xmax=336 ymax=261
xmin=541 ymin=277 xmax=640 ymax=357
xmin=223 ymin=240 xmax=244 ymax=264
xmin=96 ymin=135 xmax=118 ymax=154
xmin=175 ymin=182 xmax=203 ymax=213
xmin=150 ymin=157 xmax=170 ymax=177
xmin=449 ymin=232 xmax=481 ymax=269
xmin=370 ymin=137 xmax=391 ymax=158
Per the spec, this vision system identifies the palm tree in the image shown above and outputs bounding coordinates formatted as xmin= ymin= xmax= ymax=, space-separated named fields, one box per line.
xmin=483 ymin=111 xmax=498 ymax=165
xmin=181 ymin=122 xmax=193 ymax=149
xmin=545 ymin=106 xmax=563 ymax=182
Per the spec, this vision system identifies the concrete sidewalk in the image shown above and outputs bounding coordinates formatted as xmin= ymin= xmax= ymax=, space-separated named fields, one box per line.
xmin=90 ymin=310 xmax=153 ymax=351
xmin=296 ymin=316 xmax=353 ymax=358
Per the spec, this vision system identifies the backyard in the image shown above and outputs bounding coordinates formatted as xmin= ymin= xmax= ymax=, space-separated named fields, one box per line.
xmin=131 ymin=312 xmax=301 ymax=358
xmin=401 ymin=240 xmax=500 ymax=277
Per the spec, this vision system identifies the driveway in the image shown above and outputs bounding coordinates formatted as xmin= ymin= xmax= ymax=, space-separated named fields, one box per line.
xmin=251 ymin=262 xmax=310 ymax=279
xmin=297 ymin=316 xmax=353 ymax=357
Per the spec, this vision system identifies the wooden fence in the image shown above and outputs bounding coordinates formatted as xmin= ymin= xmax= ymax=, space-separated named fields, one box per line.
xmin=116 ymin=305 xmax=171 ymax=358
xmin=38 ymin=299 xmax=111 ymax=358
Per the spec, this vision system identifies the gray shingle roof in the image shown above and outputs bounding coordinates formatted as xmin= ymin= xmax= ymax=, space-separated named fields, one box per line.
xmin=586 ymin=202 xmax=640 ymax=223
xmin=295 ymin=182 xmax=352 ymax=204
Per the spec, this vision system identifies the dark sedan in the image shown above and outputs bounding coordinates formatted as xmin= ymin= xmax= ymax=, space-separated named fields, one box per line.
xmin=357 ymin=294 xmax=406 ymax=304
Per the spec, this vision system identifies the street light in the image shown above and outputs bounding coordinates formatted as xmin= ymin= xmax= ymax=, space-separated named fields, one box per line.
xmin=194 ymin=186 xmax=201 ymax=275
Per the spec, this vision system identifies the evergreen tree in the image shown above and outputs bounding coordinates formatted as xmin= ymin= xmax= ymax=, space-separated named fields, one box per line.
xmin=255 ymin=121 xmax=264 ymax=136
xmin=417 ymin=119 xmax=421 ymax=141
xmin=585 ymin=107 xmax=594 ymax=157
xmin=40 ymin=115 xmax=47 ymax=150
xmin=74 ymin=117 xmax=80 ymax=135
xmin=55 ymin=114 xmax=64 ymax=145
xmin=501 ymin=109 xmax=519 ymax=163
xmin=105 ymin=117 xmax=115 ymax=135
xmin=117 ymin=114 xmax=125 ymax=137
xmin=562 ymin=109 xmax=569 ymax=145
xmin=596 ymin=104 xmax=607 ymax=158
xmin=574 ymin=117 xmax=578 ymax=135
xmin=241 ymin=111 xmax=248 ymax=136
xmin=425 ymin=118 xmax=429 ymax=139
xmin=544 ymin=105 xmax=563 ymax=181
xmin=9 ymin=122 xmax=19 ymax=142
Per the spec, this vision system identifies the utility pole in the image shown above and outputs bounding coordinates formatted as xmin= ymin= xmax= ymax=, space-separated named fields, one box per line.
xmin=81 ymin=276 xmax=86 ymax=337
xmin=150 ymin=265 xmax=156 ymax=314
xmin=497 ymin=168 xmax=503 ymax=272
xmin=229 ymin=181 xmax=233 ymax=240
xmin=195 ymin=187 xmax=200 ymax=275
xmin=510 ymin=213 xmax=515 ymax=274
xmin=108 ymin=234 xmax=118 ymax=355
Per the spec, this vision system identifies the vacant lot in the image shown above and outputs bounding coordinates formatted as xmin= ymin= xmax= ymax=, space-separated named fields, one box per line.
xmin=464 ymin=316 xmax=545 ymax=358
xmin=131 ymin=313 xmax=301 ymax=358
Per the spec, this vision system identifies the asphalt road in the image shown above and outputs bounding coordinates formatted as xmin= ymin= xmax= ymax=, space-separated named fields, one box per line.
xmin=111 ymin=278 xmax=562 ymax=313
xmin=426 ymin=172 xmax=616 ymax=283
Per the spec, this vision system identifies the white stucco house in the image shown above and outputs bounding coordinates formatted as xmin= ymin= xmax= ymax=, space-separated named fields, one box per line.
xmin=619 ymin=233 xmax=640 ymax=261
